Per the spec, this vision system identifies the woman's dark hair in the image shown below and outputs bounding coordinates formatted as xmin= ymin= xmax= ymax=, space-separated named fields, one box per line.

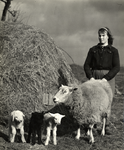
xmin=98 ymin=27 xmax=114 ymax=45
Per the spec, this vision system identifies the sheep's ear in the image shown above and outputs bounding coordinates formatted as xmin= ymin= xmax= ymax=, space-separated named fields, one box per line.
xmin=62 ymin=115 xmax=65 ymax=118
xmin=21 ymin=111 xmax=25 ymax=118
xmin=42 ymin=111 xmax=46 ymax=115
xmin=49 ymin=113 xmax=55 ymax=117
xmin=69 ymin=87 xmax=78 ymax=92
xmin=11 ymin=111 xmax=15 ymax=121
xmin=73 ymin=88 xmax=78 ymax=91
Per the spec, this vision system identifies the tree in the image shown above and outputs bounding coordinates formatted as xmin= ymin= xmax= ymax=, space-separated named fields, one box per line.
xmin=1 ymin=0 xmax=14 ymax=21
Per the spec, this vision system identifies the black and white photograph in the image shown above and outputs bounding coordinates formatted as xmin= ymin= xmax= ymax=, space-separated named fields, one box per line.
xmin=0 ymin=0 xmax=124 ymax=150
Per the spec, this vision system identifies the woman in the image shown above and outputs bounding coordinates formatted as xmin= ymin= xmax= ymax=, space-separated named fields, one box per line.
xmin=84 ymin=27 xmax=120 ymax=96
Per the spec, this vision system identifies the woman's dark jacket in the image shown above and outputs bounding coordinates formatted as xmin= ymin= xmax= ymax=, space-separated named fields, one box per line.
xmin=84 ymin=44 xmax=120 ymax=81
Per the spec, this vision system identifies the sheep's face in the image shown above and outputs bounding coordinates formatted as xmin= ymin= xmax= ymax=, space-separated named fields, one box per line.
xmin=53 ymin=85 xmax=77 ymax=104
xmin=49 ymin=113 xmax=65 ymax=125
xmin=11 ymin=110 xmax=25 ymax=123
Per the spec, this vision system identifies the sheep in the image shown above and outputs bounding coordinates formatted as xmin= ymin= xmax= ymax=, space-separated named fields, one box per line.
xmin=53 ymin=79 xmax=113 ymax=143
xmin=27 ymin=111 xmax=45 ymax=145
xmin=27 ymin=111 xmax=65 ymax=146
xmin=43 ymin=112 xmax=65 ymax=145
xmin=8 ymin=110 xmax=26 ymax=143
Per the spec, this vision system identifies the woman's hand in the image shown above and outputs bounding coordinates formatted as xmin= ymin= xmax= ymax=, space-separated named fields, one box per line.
xmin=90 ymin=77 xmax=95 ymax=80
xmin=102 ymin=78 xmax=107 ymax=82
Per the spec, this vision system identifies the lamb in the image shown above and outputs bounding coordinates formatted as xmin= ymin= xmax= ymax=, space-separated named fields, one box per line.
xmin=8 ymin=110 xmax=26 ymax=143
xmin=27 ymin=111 xmax=45 ymax=145
xmin=53 ymin=79 xmax=113 ymax=143
xmin=43 ymin=112 xmax=65 ymax=145
xmin=27 ymin=111 xmax=65 ymax=145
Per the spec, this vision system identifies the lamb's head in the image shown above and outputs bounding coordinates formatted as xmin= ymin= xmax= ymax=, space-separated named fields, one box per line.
xmin=53 ymin=85 xmax=77 ymax=104
xmin=49 ymin=113 xmax=65 ymax=125
xmin=11 ymin=110 xmax=25 ymax=125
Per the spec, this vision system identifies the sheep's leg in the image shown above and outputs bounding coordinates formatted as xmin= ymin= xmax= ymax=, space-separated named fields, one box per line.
xmin=44 ymin=126 xmax=51 ymax=146
xmin=27 ymin=122 xmax=33 ymax=143
xmin=75 ymin=127 xmax=81 ymax=140
xmin=53 ymin=126 xmax=57 ymax=145
xmin=101 ymin=117 xmax=106 ymax=136
xmin=37 ymin=128 xmax=42 ymax=144
xmin=32 ymin=130 xmax=37 ymax=145
xmin=87 ymin=129 xmax=90 ymax=136
xmin=20 ymin=126 xmax=26 ymax=143
xmin=27 ymin=127 xmax=32 ymax=143
xmin=10 ymin=126 xmax=16 ymax=143
xmin=89 ymin=124 xmax=94 ymax=144
xmin=8 ymin=123 xmax=11 ymax=142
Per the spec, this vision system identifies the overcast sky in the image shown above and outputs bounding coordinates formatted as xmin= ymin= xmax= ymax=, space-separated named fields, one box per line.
xmin=0 ymin=0 xmax=124 ymax=66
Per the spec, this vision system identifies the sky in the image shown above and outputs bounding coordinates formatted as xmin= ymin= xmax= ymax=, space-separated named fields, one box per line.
xmin=0 ymin=0 xmax=124 ymax=66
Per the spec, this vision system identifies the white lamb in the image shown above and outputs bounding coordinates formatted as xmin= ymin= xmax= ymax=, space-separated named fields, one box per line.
xmin=43 ymin=112 xmax=65 ymax=145
xmin=53 ymin=79 xmax=113 ymax=143
xmin=8 ymin=110 xmax=26 ymax=143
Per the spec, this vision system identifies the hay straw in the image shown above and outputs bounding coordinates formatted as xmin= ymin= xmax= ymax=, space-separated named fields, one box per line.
xmin=0 ymin=21 xmax=77 ymax=118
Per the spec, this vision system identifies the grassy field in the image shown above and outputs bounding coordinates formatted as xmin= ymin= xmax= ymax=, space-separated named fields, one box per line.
xmin=0 ymin=65 xmax=123 ymax=150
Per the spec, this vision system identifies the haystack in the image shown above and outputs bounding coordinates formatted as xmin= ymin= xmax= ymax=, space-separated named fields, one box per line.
xmin=0 ymin=21 xmax=77 ymax=119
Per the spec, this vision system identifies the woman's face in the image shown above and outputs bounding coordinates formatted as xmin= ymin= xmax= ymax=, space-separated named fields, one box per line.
xmin=98 ymin=31 xmax=109 ymax=45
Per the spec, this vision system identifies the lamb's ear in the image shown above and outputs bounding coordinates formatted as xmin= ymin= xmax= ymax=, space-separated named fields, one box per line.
xmin=61 ymin=115 xmax=65 ymax=118
xmin=49 ymin=113 xmax=55 ymax=117
xmin=42 ymin=111 xmax=46 ymax=115
xmin=11 ymin=111 xmax=15 ymax=121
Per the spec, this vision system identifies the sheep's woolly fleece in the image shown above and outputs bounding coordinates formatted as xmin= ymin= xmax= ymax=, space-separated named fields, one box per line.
xmin=66 ymin=80 xmax=113 ymax=125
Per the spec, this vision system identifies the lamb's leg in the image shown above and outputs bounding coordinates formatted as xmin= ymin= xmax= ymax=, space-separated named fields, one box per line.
xmin=8 ymin=123 xmax=11 ymax=142
xmin=75 ymin=127 xmax=81 ymax=140
xmin=87 ymin=129 xmax=90 ymax=136
xmin=32 ymin=130 xmax=37 ymax=145
xmin=20 ymin=126 xmax=26 ymax=143
xmin=27 ymin=127 xmax=32 ymax=143
xmin=37 ymin=128 xmax=42 ymax=144
xmin=89 ymin=124 xmax=94 ymax=144
xmin=53 ymin=126 xmax=57 ymax=145
xmin=27 ymin=122 xmax=32 ymax=143
xmin=101 ymin=117 xmax=106 ymax=136
xmin=44 ymin=126 xmax=51 ymax=145
xmin=10 ymin=126 xmax=16 ymax=143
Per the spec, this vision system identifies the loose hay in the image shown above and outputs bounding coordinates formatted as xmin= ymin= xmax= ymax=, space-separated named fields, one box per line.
xmin=0 ymin=21 xmax=77 ymax=119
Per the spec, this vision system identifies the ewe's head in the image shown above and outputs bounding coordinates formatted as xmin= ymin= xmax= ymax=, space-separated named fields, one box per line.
xmin=53 ymin=85 xmax=77 ymax=104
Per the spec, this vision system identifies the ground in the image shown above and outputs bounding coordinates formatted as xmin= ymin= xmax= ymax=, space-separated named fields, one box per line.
xmin=0 ymin=66 xmax=123 ymax=150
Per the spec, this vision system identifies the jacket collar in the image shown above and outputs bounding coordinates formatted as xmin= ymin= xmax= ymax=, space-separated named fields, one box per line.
xmin=97 ymin=43 xmax=112 ymax=49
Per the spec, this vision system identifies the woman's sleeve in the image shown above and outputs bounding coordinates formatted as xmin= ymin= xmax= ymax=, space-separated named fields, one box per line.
xmin=84 ymin=49 xmax=93 ymax=79
xmin=103 ymin=48 xmax=120 ymax=81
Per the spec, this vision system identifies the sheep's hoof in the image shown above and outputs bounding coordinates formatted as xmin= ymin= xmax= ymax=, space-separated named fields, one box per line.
xmin=101 ymin=132 xmax=105 ymax=136
xmin=75 ymin=136 xmax=80 ymax=140
xmin=89 ymin=139 xmax=95 ymax=144
xmin=38 ymin=141 xmax=42 ymax=145
xmin=87 ymin=130 xmax=90 ymax=136
xmin=27 ymin=140 xmax=30 ymax=143
xmin=44 ymin=142 xmax=48 ymax=146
